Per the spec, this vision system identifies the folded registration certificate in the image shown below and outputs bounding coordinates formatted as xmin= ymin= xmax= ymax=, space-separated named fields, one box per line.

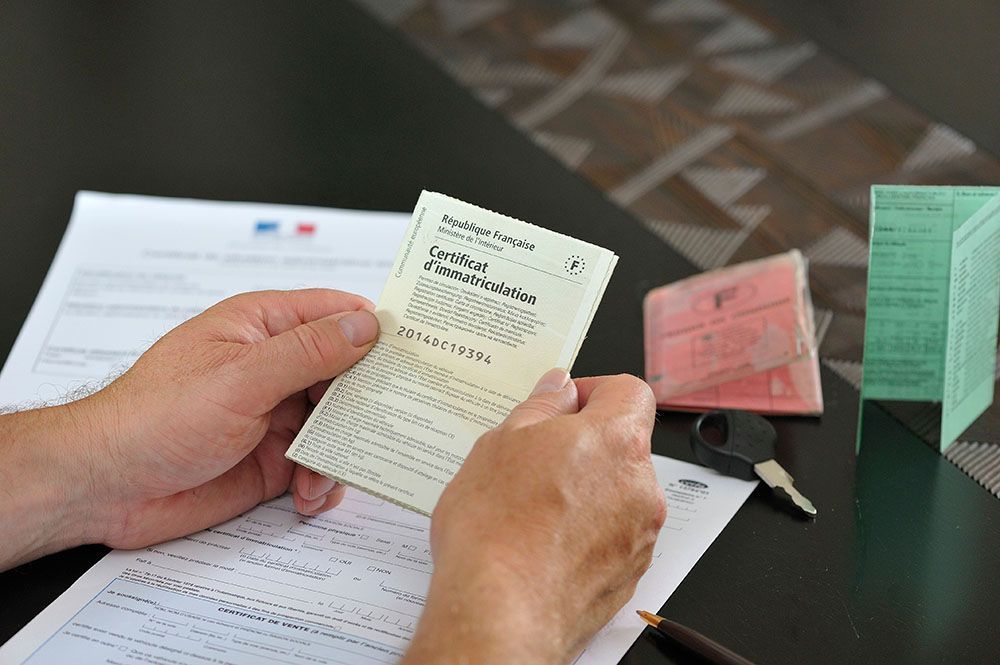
xmin=287 ymin=192 xmax=618 ymax=514
xmin=643 ymin=250 xmax=823 ymax=415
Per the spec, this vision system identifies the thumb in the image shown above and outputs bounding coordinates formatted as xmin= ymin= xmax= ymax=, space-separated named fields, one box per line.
xmin=244 ymin=309 xmax=380 ymax=411
xmin=501 ymin=368 xmax=579 ymax=431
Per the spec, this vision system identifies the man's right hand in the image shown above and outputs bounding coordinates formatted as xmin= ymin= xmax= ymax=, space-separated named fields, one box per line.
xmin=404 ymin=370 xmax=665 ymax=665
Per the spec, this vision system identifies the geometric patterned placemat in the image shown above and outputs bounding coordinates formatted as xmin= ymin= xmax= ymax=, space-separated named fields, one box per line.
xmin=354 ymin=0 xmax=1000 ymax=496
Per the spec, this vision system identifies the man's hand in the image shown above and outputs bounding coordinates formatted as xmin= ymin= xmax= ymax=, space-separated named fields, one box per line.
xmin=0 ymin=288 xmax=378 ymax=568
xmin=91 ymin=289 xmax=382 ymax=547
xmin=404 ymin=370 xmax=665 ymax=665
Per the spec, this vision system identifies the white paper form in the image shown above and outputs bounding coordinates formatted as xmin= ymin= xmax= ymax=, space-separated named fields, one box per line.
xmin=0 ymin=191 xmax=409 ymax=407
xmin=0 ymin=455 xmax=755 ymax=664
xmin=0 ymin=490 xmax=432 ymax=664
xmin=574 ymin=458 xmax=757 ymax=665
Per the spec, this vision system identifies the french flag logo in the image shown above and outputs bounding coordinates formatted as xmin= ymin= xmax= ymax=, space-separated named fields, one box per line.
xmin=255 ymin=220 xmax=280 ymax=234
xmin=254 ymin=220 xmax=317 ymax=237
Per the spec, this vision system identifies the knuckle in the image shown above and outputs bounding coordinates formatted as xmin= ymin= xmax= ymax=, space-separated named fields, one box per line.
xmin=633 ymin=540 xmax=657 ymax=581
xmin=650 ymin=485 xmax=667 ymax=530
xmin=293 ymin=322 xmax=337 ymax=368
xmin=626 ymin=462 xmax=666 ymax=529
xmin=510 ymin=398 xmax=559 ymax=422
xmin=611 ymin=374 xmax=656 ymax=431
xmin=611 ymin=425 xmax=650 ymax=460
xmin=475 ymin=429 xmax=498 ymax=447
xmin=502 ymin=392 xmax=577 ymax=431
xmin=616 ymin=373 xmax=655 ymax=413
xmin=630 ymin=428 xmax=651 ymax=453
xmin=610 ymin=372 xmax=652 ymax=398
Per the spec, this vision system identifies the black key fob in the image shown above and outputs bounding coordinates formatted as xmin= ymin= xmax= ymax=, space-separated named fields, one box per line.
xmin=689 ymin=410 xmax=777 ymax=481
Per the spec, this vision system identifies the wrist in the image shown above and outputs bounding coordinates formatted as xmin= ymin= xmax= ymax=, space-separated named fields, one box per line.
xmin=59 ymin=392 xmax=126 ymax=545
xmin=0 ymin=399 xmax=115 ymax=569
xmin=404 ymin=556 xmax=565 ymax=665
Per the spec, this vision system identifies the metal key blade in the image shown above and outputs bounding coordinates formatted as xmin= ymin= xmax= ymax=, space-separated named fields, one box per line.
xmin=753 ymin=459 xmax=817 ymax=517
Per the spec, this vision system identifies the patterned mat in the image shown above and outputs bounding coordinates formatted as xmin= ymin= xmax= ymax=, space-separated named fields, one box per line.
xmin=354 ymin=0 xmax=1000 ymax=496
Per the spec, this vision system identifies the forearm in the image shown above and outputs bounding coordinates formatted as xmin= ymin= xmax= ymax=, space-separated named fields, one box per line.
xmin=0 ymin=401 xmax=107 ymax=570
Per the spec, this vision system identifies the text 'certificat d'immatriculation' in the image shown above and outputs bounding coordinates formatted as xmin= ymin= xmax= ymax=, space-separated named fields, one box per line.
xmin=286 ymin=191 xmax=619 ymax=514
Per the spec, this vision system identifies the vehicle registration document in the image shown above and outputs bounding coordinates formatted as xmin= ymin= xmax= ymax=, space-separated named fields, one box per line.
xmin=643 ymin=250 xmax=823 ymax=415
xmin=287 ymin=191 xmax=619 ymax=515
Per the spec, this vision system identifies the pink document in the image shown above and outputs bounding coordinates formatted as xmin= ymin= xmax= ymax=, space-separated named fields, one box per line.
xmin=644 ymin=250 xmax=823 ymax=415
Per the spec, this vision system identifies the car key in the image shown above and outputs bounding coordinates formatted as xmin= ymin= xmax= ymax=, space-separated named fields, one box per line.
xmin=690 ymin=409 xmax=817 ymax=517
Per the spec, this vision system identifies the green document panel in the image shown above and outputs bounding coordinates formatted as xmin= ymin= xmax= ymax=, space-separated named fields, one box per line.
xmin=861 ymin=186 xmax=1000 ymax=452
xmin=863 ymin=187 xmax=955 ymax=401
xmin=941 ymin=192 xmax=1000 ymax=449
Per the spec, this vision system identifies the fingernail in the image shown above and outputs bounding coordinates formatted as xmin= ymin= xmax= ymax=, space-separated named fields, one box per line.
xmin=338 ymin=310 xmax=379 ymax=347
xmin=301 ymin=496 xmax=326 ymax=514
xmin=531 ymin=368 xmax=571 ymax=395
xmin=306 ymin=475 xmax=339 ymax=501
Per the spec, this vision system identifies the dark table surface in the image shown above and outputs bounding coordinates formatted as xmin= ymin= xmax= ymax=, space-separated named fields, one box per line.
xmin=1 ymin=2 xmax=997 ymax=663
